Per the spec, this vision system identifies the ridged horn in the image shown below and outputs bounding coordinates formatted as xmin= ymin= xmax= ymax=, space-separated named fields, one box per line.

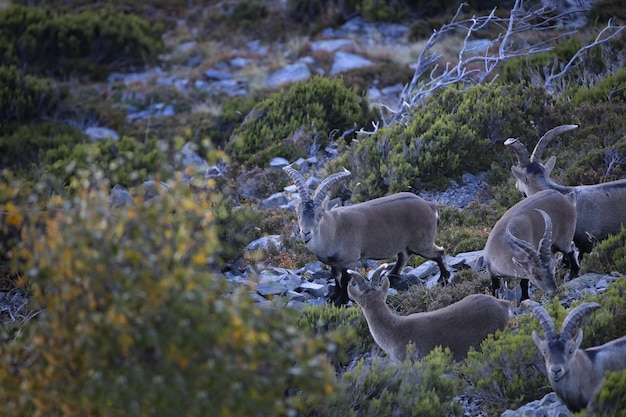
xmin=530 ymin=124 xmax=578 ymax=163
xmin=560 ymin=302 xmax=601 ymax=340
xmin=282 ymin=165 xmax=311 ymax=202
xmin=534 ymin=209 xmax=553 ymax=262
xmin=522 ymin=300 xmax=557 ymax=340
xmin=506 ymin=224 xmax=541 ymax=266
xmin=371 ymin=263 xmax=388 ymax=286
xmin=504 ymin=138 xmax=530 ymax=166
xmin=312 ymin=169 xmax=351 ymax=208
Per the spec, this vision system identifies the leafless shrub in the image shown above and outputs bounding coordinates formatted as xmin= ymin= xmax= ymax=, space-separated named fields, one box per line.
xmin=373 ymin=0 xmax=625 ymax=127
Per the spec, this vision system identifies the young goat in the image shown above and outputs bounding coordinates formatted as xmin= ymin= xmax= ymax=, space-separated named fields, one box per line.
xmin=523 ymin=300 xmax=626 ymax=412
xmin=283 ymin=166 xmax=450 ymax=305
xmin=483 ymin=189 xmax=578 ymax=301
xmin=505 ymin=124 xmax=626 ymax=259
xmin=347 ymin=264 xmax=512 ymax=361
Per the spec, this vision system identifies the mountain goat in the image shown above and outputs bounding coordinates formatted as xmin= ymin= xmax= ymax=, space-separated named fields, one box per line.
xmin=505 ymin=124 xmax=626 ymax=258
xmin=524 ymin=300 xmax=626 ymax=412
xmin=283 ymin=166 xmax=450 ymax=305
xmin=484 ymin=189 xmax=578 ymax=300
xmin=348 ymin=264 xmax=512 ymax=361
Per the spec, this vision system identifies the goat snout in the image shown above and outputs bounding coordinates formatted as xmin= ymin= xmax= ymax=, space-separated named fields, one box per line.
xmin=301 ymin=231 xmax=312 ymax=243
xmin=550 ymin=365 xmax=565 ymax=381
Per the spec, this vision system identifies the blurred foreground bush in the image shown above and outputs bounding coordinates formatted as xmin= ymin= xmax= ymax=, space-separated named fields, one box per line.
xmin=0 ymin=175 xmax=336 ymax=416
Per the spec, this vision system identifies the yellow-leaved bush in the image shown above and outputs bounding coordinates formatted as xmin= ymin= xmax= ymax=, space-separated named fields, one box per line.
xmin=0 ymin=173 xmax=336 ymax=417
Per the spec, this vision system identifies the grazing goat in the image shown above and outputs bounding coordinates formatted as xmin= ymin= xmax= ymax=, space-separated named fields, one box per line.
xmin=484 ymin=189 xmax=578 ymax=300
xmin=283 ymin=166 xmax=450 ymax=306
xmin=505 ymin=124 xmax=626 ymax=258
xmin=347 ymin=264 xmax=512 ymax=361
xmin=523 ymin=300 xmax=626 ymax=412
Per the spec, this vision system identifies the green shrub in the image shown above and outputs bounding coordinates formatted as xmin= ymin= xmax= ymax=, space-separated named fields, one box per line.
xmin=307 ymin=348 xmax=462 ymax=416
xmin=227 ymin=76 xmax=372 ymax=167
xmin=581 ymin=277 xmax=626 ymax=344
xmin=0 ymin=178 xmax=337 ymax=416
xmin=586 ymin=369 xmax=626 ymax=417
xmin=358 ymin=0 xmax=410 ymax=22
xmin=584 ymin=226 xmax=626 ymax=274
xmin=499 ymin=37 xmax=610 ymax=85
xmin=334 ymin=83 xmax=552 ymax=199
xmin=0 ymin=5 xmax=164 ymax=79
xmin=0 ymin=123 xmax=82 ymax=174
xmin=43 ymin=135 xmax=171 ymax=190
xmin=297 ymin=304 xmax=374 ymax=371
xmin=571 ymin=67 xmax=626 ymax=106
xmin=462 ymin=300 xmax=560 ymax=414
xmin=0 ymin=65 xmax=64 ymax=124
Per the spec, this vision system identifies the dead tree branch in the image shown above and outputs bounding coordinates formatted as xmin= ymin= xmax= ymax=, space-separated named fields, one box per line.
xmin=380 ymin=0 xmax=624 ymax=126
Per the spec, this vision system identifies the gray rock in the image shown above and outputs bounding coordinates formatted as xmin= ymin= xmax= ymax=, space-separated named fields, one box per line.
xmin=245 ymin=235 xmax=283 ymax=251
xmin=266 ymin=62 xmax=312 ymax=88
xmin=309 ymin=39 xmax=356 ymax=52
xmin=300 ymin=282 xmax=328 ymax=298
xmin=109 ymin=184 xmax=134 ymax=208
xmin=85 ymin=127 xmax=119 ymax=141
xmin=330 ymin=51 xmax=374 ymax=75
xmin=270 ymin=157 xmax=290 ymax=169
xmin=257 ymin=281 xmax=287 ymax=296
xmin=262 ymin=192 xmax=288 ymax=209
xmin=205 ymin=68 xmax=232 ymax=80
xmin=501 ymin=392 xmax=570 ymax=417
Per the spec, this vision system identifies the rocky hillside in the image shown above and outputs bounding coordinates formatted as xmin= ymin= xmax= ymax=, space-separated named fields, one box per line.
xmin=1 ymin=0 xmax=626 ymax=416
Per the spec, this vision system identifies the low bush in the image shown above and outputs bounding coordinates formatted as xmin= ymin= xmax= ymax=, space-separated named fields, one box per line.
xmin=43 ymin=135 xmax=171 ymax=191
xmin=583 ymin=227 xmax=626 ymax=275
xmin=0 ymin=176 xmax=337 ymax=416
xmin=305 ymin=348 xmax=462 ymax=416
xmin=332 ymin=82 xmax=552 ymax=199
xmin=0 ymin=5 xmax=164 ymax=79
xmin=297 ymin=304 xmax=374 ymax=371
xmin=227 ymin=76 xmax=372 ymax=167
xmin=0 ymin=123 xmax=82 ymax=174
xmin=462 ymin=299 xmax=560 ymax=415
xmin=0 ymin=65 xmax=64 ymax=124
xmin=587 ymin=369 xmax=626 ymax=417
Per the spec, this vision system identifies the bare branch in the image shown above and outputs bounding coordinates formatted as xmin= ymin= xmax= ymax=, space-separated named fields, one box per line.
xmin=544 ymin=19 xmax=626 ymax=94
xmin=377 ymin=0 xmax=625 ymax=125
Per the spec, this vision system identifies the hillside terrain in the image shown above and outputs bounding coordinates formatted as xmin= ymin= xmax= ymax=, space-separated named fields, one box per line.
xmin=1 ymin=0 xmax=626 ymax=416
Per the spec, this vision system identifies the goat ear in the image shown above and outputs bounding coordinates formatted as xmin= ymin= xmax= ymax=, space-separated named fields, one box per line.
xmin=511 ymin=166 xmax=528 ymax=182
xmin=573 ymin=329 xmax=583 ymax=349
xmin=380 ymin=276 xmax=390 ymax=294
xmin=347 ymin=283 xmax=359 ymax=303
xmin=544 ymin=156 xmax=556 ymax=176
xmin=512 ymin=256 xmax=528 ymax=270
xmin=322 ymin=195 xmax=332 ymax=210
xmin=531 ymin=330 xmax=543 ymax=349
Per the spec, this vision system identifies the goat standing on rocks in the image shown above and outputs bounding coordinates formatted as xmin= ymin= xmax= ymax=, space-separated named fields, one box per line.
xmin=505 ymin=124 xmax=626 ymax=259
xmin=484 ymin=189 xmax=578 ymax=301
xmin=347 ymin=264 xmax=512 ymax=361
xmin=523 ymin=300 xmax=626 ymax=412
xmin=283 ymin=166 xmax=450 ymax=305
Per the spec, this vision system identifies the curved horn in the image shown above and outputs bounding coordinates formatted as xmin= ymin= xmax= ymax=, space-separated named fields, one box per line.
xmin=312 ymin=169 xmax=351 ymax=208
xmin=283 ymin=166 xmax=312 ymax=202
xmin=347 ymin=269 xmax=367 ymax=289
xmin=371 ymin=263 xmax=388 ymax=286
xmin=560 ymin=302 xmax=601 ymax=340
xmin=534 ymin=209 xmax=553 ymax=262
xmin=506 ymin=224 xmax=541 ymax=266
xmin=505 ymin=138 xmax=531 ymax=166
xmin=522 ymin=300 xmax=557 ymax=340
xmin=530 ymin=124 xmax=578 ymax=163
